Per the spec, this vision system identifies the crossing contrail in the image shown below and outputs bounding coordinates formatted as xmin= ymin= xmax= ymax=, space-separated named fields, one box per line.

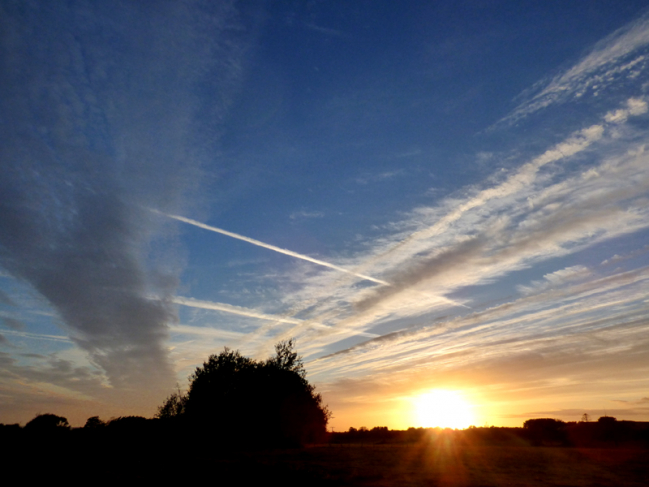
xmin=160 ymin=211 xmax=468 ymax=309
xmin=172 ymin=296 xmax=380 ymax=338
xmin=172 ymin=296 xmax=306 ymax=325
xmin=161 ymin=211 xmax=389 ymax=285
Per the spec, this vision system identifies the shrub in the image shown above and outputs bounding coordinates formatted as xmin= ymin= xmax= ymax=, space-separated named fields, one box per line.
xmin=159 ymin=340 xmax=330 ymax=447
xmin=24 ymin=413 xmax=70 ymax=431
xmin=523 ymin=418 xmax=567 ymax=445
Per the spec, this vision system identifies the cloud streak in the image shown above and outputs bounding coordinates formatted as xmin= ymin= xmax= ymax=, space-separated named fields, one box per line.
xmin=172 ymin=295 xmax=379 ymax=339
xmin=265 ymin=98 xmax=649 ymax=357
xmin=173 ymin=296 xmax=307 ymax=325
xmin=340 ymin=122 xmax=610 ymax=284
xmin=503 ymin=12 xmax=649 ymax=124
xmin=309 ymin=264 xmax=649 ymax=381
xmin=0 ymin=1 xmax=254 ymax=391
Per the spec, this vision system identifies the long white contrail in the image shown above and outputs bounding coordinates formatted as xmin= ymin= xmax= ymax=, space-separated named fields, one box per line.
xmin=160 ymin=211 xmax=468 ymax=309
xmin=161 ymin=211 xmax=389 ymax=285
xmin=172 ymin=296 xmax=306 ymax=325
xmin=172 ymin=296 xmax=379 ymax=338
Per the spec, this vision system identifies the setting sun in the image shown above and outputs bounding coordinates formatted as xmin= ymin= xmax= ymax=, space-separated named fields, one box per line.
xmin=413 ymin=390 xmax=475 ymax=429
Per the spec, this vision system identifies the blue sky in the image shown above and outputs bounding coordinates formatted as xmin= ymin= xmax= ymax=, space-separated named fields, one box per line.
xmin=2 ymin=0 xmax=649 ymax=428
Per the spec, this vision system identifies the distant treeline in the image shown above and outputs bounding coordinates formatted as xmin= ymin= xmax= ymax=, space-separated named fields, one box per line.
xmin=3 ymin=414 xmax=649 ymax=450
xmin=1 ymin=340 xmax=331 ymax=473
xmin=4 ymin=415 xmax=649 ymax=484
xmin=3 ymin=413 xmax=649 ymax=482
xmin=330 ymin=417 xmax=649 ymax=448
xmin=0 ymin=413 xmax=331 ymax=484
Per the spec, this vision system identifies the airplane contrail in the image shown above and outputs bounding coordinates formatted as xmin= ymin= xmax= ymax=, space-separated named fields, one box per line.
xmin=172 ymin=296 xmax=307 ymax=325
xmin=159 ymin=210 xmax=468 ymax=310
xmin=160 ymin=211 xmax=389 ymax=285
xmin=169 ymin=323 xmax=245 ymax=340
xmin=172 ymin=296 xmax=380 ymax=338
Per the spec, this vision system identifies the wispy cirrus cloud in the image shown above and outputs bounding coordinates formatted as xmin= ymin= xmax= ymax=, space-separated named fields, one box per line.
xmin=2 ymin=317 xmax=25 ymax=331
xmin=502 ymin=12 xmax=649 ymax=124
xmin=0 ymin=1 xmax=255 ymax=393
xmin=173 ymin=295 xmax=308 ymax=325
xmin=172 ymin=295 xmax=379 ymax=343
xmin=165 ymin=17 xmax=649 ymax=396
xmin=289 ymin=210 xmax=325 ymax=220
xmin=0 ymin=289 xmax=16 ymax=307
xmin=308 ymin=263 xmax=649 ymax=383
xmin=251 ymin=98 xmax=649 ymax=361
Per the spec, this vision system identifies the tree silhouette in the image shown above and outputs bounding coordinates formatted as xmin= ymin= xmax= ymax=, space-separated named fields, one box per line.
xmin=156 ymin=389 xmax=188 ymax=419
xmin=597 ymin=415 xmax=617 ymax=424
xmin=166 ymin=340 xmax=330 ymax=446
xmin=267 ymin=339 xmax=304 ymax=374
xmin=25 ymin=413 xmax=70 ymax=431
xmin=84 ymin=416 xmax=106 ymax=429
xmin=523 ymin=418 xmax=567 ymax=445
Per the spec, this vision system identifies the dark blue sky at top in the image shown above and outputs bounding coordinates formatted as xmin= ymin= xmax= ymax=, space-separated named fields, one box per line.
xmin=185 ymin=0 xmax=649 ymax=302
xmin=213 ymin=0 xmax=649 ymax=231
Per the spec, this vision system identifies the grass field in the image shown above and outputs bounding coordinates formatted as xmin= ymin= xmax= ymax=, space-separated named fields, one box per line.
xmin=10 ymin=426 xmax=648 ymax=484
xmin=225 ymin=442 xmax=649 ymax=486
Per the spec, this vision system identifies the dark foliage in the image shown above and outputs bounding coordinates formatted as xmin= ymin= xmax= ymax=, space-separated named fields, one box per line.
xmin=3 ymin=416 xmax=649 ymax=483
xmin=598 ymin=415 xmax=617 ymax=423
xmin=24 ymin=413 xmax=70 ymax=431
xmin=106 ymin=415 xmax=150 ymax=432
xmin=523 ymin=418 xmax=568 ymax=445
xmin=83 ymin=416 xmax=106 ymax=429
xmin=160 ymin=339 xmax=330 ymax=447
xmin=155 ymin=389 xmax=188 ymax=419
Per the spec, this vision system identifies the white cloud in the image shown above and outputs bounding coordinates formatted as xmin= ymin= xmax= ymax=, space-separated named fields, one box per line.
xmin=604 ymin=97 xmax=648 ymax=123
xmin=239 ymin=96 xmax=649 ymax=368
xmin=173 ymin=295 xmax=306 ymax=325
xmin=502 ymin=14 xmax=649 ymax=123
xmin=517 ymin=265 xmax=591 ymax=295
xmin=290 ymin=210 xmax=325 ymax=220
xmin=308 ymin=264 xmax=649 ymax=382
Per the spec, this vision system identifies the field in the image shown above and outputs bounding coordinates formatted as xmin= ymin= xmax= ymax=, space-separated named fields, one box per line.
xmin=211 ymin=442 xmax=649 ymax=486
xmin=9 ymin=424 xmax=649 ymax=484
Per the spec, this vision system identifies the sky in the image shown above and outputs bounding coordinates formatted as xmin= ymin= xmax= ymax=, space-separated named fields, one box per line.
xmin=2 ymin=0 xmax=649 ymax=429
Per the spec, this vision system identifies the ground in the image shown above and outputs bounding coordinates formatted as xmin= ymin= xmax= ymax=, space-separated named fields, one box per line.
xmin=234 ymin=443 xmax=649 ymax=486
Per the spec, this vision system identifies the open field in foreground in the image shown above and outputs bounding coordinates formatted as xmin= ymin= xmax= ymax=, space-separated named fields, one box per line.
xmin=11 ymin=430 xmax=649 ymax=485
xmin=216 ymin=443 xmax=649 ymax=487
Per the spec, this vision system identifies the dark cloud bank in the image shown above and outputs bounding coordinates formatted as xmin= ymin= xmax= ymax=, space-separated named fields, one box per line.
xmin=0 ymin=1 xmax=256 ymax=391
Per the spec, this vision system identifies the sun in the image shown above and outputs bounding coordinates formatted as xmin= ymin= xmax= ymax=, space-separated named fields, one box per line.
xmin=413 ymin=389 xmax=475 ymax=429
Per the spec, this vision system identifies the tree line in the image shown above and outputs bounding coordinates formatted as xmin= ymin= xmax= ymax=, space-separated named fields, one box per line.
xmin=3 ymin=340 xmax=649 ymax=451
xmin=327 ymin=416 xmax=649 ymax=448
xmin=1 ymin=340 xmax=330 ymax=449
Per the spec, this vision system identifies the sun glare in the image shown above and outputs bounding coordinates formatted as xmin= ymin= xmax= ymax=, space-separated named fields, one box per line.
xmin=413 ymin=390 xmax=475 ymax=429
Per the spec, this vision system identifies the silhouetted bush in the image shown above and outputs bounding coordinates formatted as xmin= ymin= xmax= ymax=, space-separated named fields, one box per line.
xmin=598 ymin=415 xmax=617 ymax=424
xmin=24 ymin=413 xmax=70 ymax=431
xmin=84 ymin=416 xmax=106 ymax=429
xmin=106 ymin=415 xmax=150 ymax=432
xmin=0 ymin=423 xmax=22 ymax=443
xmin=159 ymin=339 xmax=330 ymax=447
xmin=523 ymin=418 xmax=568 ymax=446
xmin=156 ymin=389 xmax=188 ymax=419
